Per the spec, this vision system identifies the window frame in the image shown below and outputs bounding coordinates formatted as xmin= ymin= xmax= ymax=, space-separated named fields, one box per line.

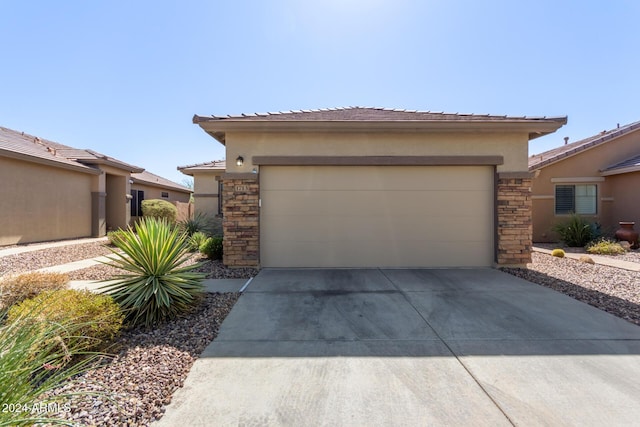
xmin=554 ymin=183 xmax=597 ymax=215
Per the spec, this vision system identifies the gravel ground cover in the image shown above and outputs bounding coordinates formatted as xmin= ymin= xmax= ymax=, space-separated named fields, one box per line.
xmin=47 ymin=292 xmax=239 ymax=426
xmin=0 ymin=242 xmax=114 ymax=276
xmin=535 ymin=242 xmax=640 ymax=263
xmin=503 ymin=252 xmax=640 ymax=326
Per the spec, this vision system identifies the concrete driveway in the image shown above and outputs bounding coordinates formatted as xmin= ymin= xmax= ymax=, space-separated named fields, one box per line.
xmin=156 ymin=268 xmax=640 ymax=426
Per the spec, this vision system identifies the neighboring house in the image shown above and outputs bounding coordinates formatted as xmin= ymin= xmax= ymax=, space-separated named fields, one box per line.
xmin=192 ymin=107 xmax=566 ymax=268
xmin=130 ymin=170 xmax=193 ymax=222
xmin=0 ymin=126 xmax=189 ymax=246
xmin=529 ymin=121 xmax=640 ymax=242
xmin=177 ymin=160 xmax=226 ymax=217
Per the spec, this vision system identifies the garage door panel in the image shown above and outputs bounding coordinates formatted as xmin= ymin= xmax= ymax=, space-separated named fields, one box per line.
xmin=260 ymin=240 xmax=492 ymax=268
xmin=262 ymin=189 xmax=491 ymax=217
xmin=262 ymin=166 xmax=492 ymax=191
xmin=261 ymin=214 xmax=492 ymax=242
xmin=260 ymin=166 xmax=494 ymax=267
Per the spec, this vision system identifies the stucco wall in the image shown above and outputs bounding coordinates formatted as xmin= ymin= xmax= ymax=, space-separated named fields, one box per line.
xmin=531 ymin=131 xmax=640 ymax=242
xmin=608 ymin=172 xmax=640 ymax=227
xmin=192 ymin=171 xmax=223 ymax=216
xmin=0 ymin=157 xmax=94 ymax=246
xmin=130 ymin=183 xmax=191 ymax=204
xmin=225 ymin=131 xmax=530 ymax=173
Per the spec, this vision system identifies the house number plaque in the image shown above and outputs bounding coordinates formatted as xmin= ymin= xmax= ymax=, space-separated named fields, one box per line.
xmin=234 ymin=185 xmax=250 ymax=192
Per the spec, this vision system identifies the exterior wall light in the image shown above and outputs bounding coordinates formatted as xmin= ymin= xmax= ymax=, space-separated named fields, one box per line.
xmin=236 ymin=156 xmax=244 ymax=167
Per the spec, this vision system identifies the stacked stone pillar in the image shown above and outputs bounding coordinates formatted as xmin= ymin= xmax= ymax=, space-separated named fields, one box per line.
xmin=221 ymin=173 xmax=259 ymax=267
xmin=496 ymin=173 xmax=533 ymax=267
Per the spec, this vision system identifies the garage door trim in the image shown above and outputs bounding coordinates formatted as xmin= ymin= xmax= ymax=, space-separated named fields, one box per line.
xmin=253 ymin=155 xmax=503 ymax=166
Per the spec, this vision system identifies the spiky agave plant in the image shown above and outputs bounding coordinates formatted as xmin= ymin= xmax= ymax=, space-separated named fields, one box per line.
xmin=99 ymin=217 xmax=205 ymax=327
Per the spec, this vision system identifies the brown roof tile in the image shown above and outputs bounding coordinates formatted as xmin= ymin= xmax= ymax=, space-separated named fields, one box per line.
xmin=529 ymin=120 xmax=640 ymax=170
xmin=131 ymin=170 xmax=192 ymax=193
xmin=194 ymin=106 xmax=565 ymax=123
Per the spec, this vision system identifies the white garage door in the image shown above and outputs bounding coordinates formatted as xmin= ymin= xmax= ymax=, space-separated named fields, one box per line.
xmin=260 ymin=165 xmax=494 ymax=267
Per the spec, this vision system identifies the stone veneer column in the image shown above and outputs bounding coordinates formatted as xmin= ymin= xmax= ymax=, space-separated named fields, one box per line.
xmin=496 ymin=173 xmax=533 ymax=267
xmin=221 ymin=173 xmax=260 ymax=267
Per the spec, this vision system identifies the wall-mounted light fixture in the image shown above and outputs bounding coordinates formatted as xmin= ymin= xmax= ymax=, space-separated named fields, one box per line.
xmin=236 ymin=156 xmax=244 ymax=167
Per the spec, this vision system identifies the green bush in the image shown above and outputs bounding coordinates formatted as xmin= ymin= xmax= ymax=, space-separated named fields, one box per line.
xmin=0 ymin=272 xmax=69 ymax=310
xmin=552 ymin=214 xmax=597 ymax=247
xmin=188 ymin=231 xmax=209 ymax=252
xmin=200 ymin=236 xmax=223 ymax=260
xmin=0 ymin=298 xmax=107 ymax=426
xmin=141 ymin=199 xmax=178 ymax=223
xmin=586 ymin=238 xmax=626 ymax=255
xmin=107 ymin=229 xmax=128 ymax=246
xmin=7 ymin=289 xmax=123 ymax=351
xmin=99 ymin=217 xmax=205 ymax=327
xmin=551 ymin=248 xmax=565 ymax=258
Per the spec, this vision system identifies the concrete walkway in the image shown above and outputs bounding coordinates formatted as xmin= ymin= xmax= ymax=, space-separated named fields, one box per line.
xmin=533 ymin=246 xmax=640 ymax=271
xmin=0 ymin=237 xmax=109 ymax=257
xmin=156 ymin=268 xmax=640 ymax=426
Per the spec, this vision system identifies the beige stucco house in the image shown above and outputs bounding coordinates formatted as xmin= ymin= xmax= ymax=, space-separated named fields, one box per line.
xmin=178 ymin=160 xmax=226 ymax=217
xmin=192 ymin=107 xmax=566 ymax=268
xmin=0 ymin=126 xmax=191 ymax=246
xmin=530 ymin=120 xmax=640 ymax=242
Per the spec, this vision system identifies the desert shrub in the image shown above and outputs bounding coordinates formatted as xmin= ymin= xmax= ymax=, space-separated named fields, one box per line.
xmin=107 ymin=229 xmax=128 ymax=246
xmin=0 ymin=272 xmax=69 ymax=310
xmin=188 ymin=231 xmax=209 ymax=252
xmin=7 ymin=289 xmax=124 ymax=351
xmin=0 ymin=299 xmax=106 ymax=426
xmin=551 ymin=249 xmax=565 ymax=258
xmin=179 ymin=213 xmax=210 ymax=236
xmin=552 ymin=214 xmax=597 ymax=247
xmin=141 ymin=199 xmax=178 ymax=223
xmin=200 ymin=236 xmax=223 ymax=260
xmin=586 ymin=238 xmax=626 ymax=255
xmin=100 ymin=217 xmax=205 ymax=327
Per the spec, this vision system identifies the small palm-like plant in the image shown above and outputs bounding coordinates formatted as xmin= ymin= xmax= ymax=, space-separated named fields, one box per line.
xmin=99 ymin=217 xmax=205 ymax=327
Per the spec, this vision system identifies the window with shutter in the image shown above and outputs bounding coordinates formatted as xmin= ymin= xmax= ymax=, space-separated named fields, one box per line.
xmin=555 ymin=184 xmax=596 ymax=215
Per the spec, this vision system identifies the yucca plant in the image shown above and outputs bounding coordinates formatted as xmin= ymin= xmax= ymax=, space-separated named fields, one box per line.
xmin=99 ymin=217 xmax=205 ymax=327
xmin=0 ymin=299 xmax=105 ymax=426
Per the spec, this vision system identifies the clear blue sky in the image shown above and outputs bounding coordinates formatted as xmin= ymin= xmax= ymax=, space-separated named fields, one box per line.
xmin=2 ymin=1 xmax=639 ymax=184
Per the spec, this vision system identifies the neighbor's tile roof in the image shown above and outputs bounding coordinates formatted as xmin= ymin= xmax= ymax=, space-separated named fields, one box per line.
xmin=0 ymin=126 xmax=99 ymax=174
xmin=0 ymin=126 xmax=144 ymax=173
xmin=529 ymin=120 xmax=640 ymax=170
xmin=601 ymin=153 xmax=640 ymax=175
xmin=194 ymin=106 xmax=565 ymax=123
xmin=131 ymin=170 xmax=192 ymax=193
xmin=178 ymin=159 xmax=226 ymax=170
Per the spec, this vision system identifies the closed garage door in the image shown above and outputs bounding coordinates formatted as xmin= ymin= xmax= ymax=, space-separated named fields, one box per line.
xmin=260 ymin=165 xmax=494 ymax=267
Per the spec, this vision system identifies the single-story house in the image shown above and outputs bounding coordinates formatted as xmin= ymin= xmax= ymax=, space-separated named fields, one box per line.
xmin=529 ymin=120 xmax=640 ymax=242
xmin=192 ymin=107 xmax=566 ymax=268
xmin=0 ymin=126 xmax=191 ymax=246
xmin=177 ymin=160 xmax=226 ymax=217
xmin=130 ymin=170 xmax=193 ymax=222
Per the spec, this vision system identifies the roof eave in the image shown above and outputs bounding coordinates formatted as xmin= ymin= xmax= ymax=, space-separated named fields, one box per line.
xmin=77 ymin=158 xmax=144 ymax=173
xmin=131 ymin=178 xmax=192 ymax=193
xmin=195 ymin=118 xmax=567 ymax=142
xmin=0 ymin=149 xmax=101 ymax=175
xmin=600 ymin=165 xmax=640 ymax=176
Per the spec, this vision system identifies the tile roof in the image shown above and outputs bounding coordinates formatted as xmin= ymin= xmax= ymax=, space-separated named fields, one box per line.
xmin=177 ymin=159 xmax=226 ymax=174
xmin=0 ymin=125 xmax=144 ymax=173
xmin=0 ymin=126 xmax=99 ymax=174
xmin=600 ymin=153 xmax=640 ymax=175
xmin=194 ymin=106 xmax=565 ymax=123
xmin=529 ymin=120 xmax=640 ymax=170
xmin=131 ymin=170 xmax=192 ymax=193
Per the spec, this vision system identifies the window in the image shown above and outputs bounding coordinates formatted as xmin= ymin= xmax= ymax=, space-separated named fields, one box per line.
xmin=218 ymin=180 xmax=223 ymax=216
xmin=131 ymin=190 xmax=144 ymax=217
xmin=555 ymin=184 xmax=597 ymax=215
xmin=161 ymin=191 xmax=169 ymax=198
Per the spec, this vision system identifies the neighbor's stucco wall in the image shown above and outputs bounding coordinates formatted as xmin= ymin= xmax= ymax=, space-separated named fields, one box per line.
xmin=192 ymin=171 xmax=224 ymax=216
xmin=224 ymin=131 xmax=530 ymax=173
xmin=607 ymin=172 xmax=640 ymax=228
xmin=0 ymin=157 xmax=94 ymax=246
xmin=531 ymin=130 xmax=640 ymax=242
